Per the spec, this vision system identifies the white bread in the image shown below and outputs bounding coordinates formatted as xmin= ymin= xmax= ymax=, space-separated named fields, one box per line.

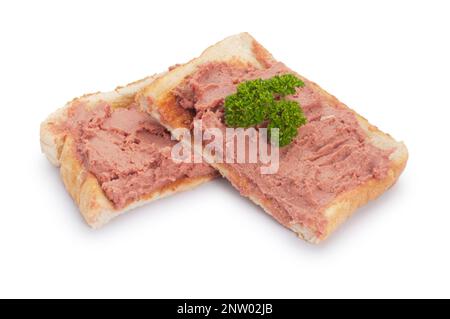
xmin=40 ymin=75 xmax=216 ymax=228
xmin=138 ymin=33 xmax=408 ymax=243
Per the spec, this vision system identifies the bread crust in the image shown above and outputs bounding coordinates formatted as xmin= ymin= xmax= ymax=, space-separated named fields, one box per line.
xmin=138 ymin=33 xmax=408 ymax=243
xmin=40 ymin=75 xmax=216 ymax=228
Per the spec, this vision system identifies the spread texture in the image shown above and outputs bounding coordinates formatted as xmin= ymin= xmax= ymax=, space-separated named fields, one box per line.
xmin=173 ymin=61 xmax=392 ymax=236
xmin=64 ymin=102 xmax=215 ymax=209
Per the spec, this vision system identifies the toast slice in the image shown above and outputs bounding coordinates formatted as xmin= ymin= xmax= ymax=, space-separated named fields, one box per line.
xmin=41 ymin=75 xmax=216 ymax=228
xmin=138 ymin=33 xmax=408 ymax=243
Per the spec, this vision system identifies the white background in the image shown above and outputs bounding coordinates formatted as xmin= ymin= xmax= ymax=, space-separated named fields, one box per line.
xmin=1 ymin=0 xmax=449 ymax=298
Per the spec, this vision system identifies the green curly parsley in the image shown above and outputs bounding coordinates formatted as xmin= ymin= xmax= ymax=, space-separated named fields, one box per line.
xmin=266 ymin=74 xmax=305 ymax=97
xmin=224 ymin=74 xmax=306 ymax=147
xmin=268 ymin=100 xmax=307 ymax=147
xmin=224 ymin=79 xmax=272 ymax=127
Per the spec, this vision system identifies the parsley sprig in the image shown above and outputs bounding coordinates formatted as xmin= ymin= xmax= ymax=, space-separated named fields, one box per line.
xmin=224 ymin=74 xmax=307 ymax=147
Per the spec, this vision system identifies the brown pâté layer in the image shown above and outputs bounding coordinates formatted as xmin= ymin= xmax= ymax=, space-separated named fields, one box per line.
xmin=138 ymin=33 xmax=408 ymax=243
xmin=40 ymin=76 xmax=217 ymax=228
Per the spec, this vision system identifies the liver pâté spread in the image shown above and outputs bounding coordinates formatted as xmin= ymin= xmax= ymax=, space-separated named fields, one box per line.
xmin=173 ymin=61 xmax=392 ymax=236
xmin=64 ymin=102 xmax=215 ymax=209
